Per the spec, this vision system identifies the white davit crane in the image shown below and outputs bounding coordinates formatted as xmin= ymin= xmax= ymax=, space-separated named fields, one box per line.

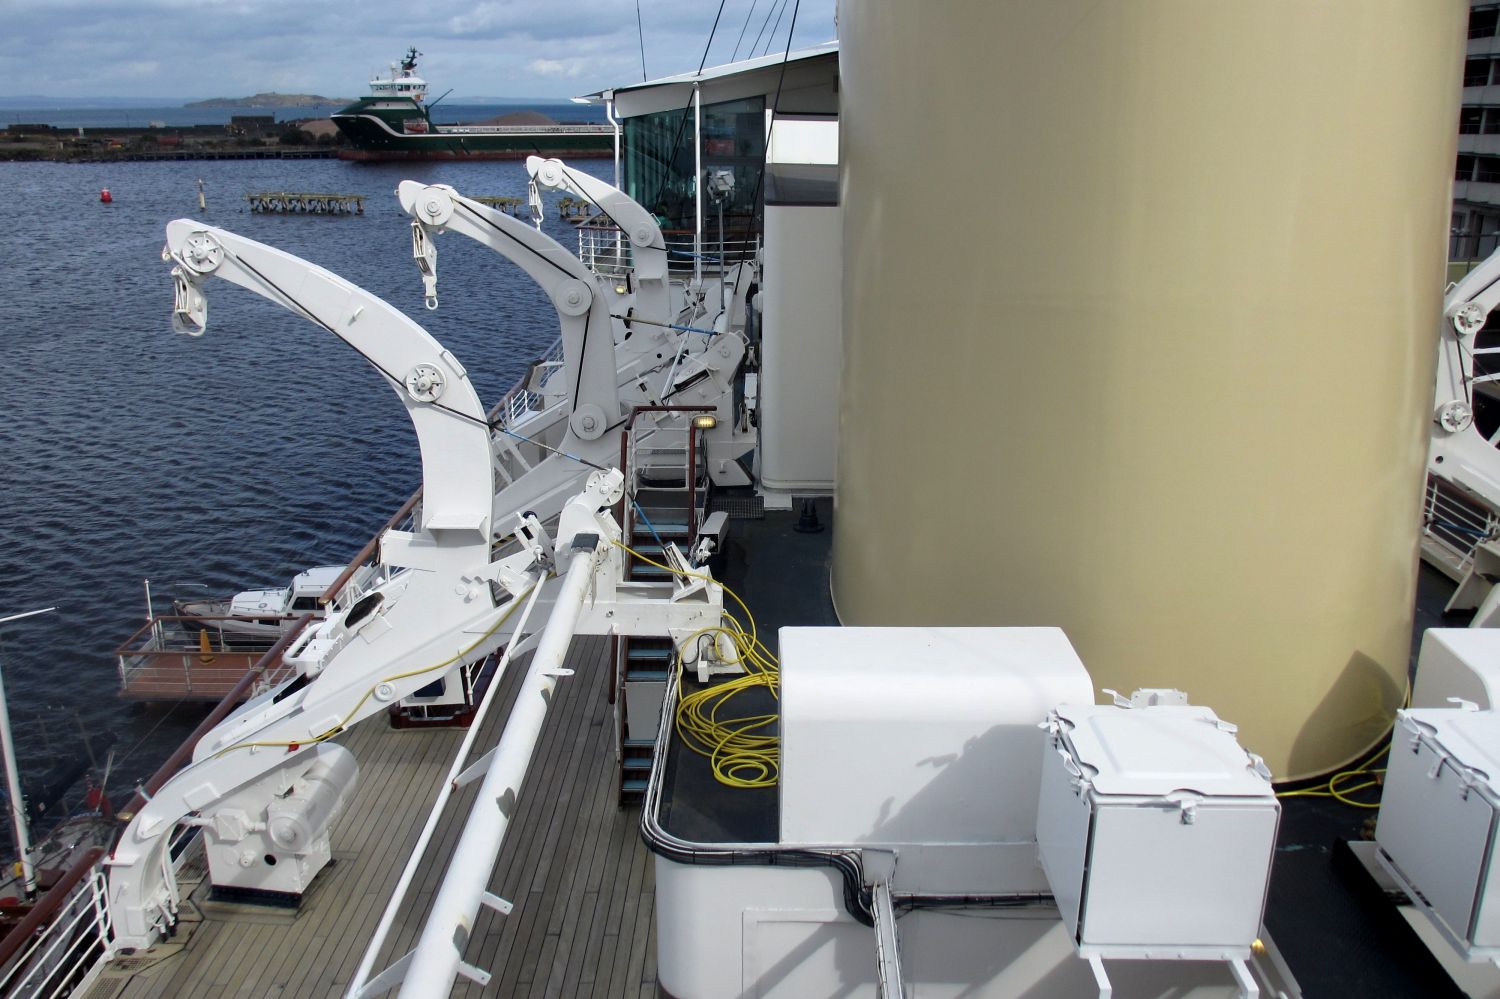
xmin=1429 ymin=250 xmax=1500 ymax=622
xmin=401 ymin=173 xmax=754 ymax=490
xmin=108 ymin=222 xmax=539 ymax=950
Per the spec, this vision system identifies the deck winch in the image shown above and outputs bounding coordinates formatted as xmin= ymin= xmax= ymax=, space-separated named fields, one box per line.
xmin=193 ymin=743 xmax=358 ymax=898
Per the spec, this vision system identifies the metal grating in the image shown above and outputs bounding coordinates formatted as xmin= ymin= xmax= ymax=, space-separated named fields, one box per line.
xmin=707 ymin=492 xmax=765 ymax=520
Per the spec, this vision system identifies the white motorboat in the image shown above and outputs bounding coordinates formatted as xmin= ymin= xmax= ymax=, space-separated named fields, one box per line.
xmin=171 ymin=566 xmax=352 ymax=639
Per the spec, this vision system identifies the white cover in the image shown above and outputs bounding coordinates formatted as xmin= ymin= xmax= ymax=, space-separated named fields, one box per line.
xmin=778 ymin=627 xmax=1093 ymax=893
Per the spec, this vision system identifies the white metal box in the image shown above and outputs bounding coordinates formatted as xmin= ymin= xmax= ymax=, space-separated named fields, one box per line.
xmin=1412 ymin=629 xmax=1500 ymax=710
xmin=779 ymin=627 xmax=1094 ymax=894
xmin=1375 ymin=707 xmax=1500 ymax=958
xmin=1036 ymin=697 xmax=1280 ymax=959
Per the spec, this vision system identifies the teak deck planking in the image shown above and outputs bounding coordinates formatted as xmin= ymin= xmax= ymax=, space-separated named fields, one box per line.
xmin=92 ymin=635 xmax=658 ymax=997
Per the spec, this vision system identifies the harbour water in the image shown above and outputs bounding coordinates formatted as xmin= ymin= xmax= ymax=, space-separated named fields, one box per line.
xmin=0 ymin=156 xmax=607 ymax=829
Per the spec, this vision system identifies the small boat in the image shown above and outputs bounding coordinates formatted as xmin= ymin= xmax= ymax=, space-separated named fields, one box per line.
xmin=171 ymin=565 xmax=354 ymax=639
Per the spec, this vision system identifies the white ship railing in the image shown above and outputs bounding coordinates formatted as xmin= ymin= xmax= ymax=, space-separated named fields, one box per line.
xmin=0 ymin=863 xmax=110 ymax=998
xmin=3 ymin=825 xmax=204 ymax=999
xmin=1422 ymin=474 xmax=1499 ymax=578
xmin=576 ymin=223 xmax=759 ymax=278
xmin=495 ymin=338 xmax=566 ymax=430
xmin=114 ymin=617 xmax=287 ymax=700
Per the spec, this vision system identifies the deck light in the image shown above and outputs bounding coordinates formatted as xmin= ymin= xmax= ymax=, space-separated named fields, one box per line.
xmin=693 ymin=415 xmax=717 ymax=430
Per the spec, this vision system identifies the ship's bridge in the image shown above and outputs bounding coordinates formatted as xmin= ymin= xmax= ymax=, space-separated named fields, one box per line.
xmin=579 ymin=42 xmax=838 ymax=241
xmin=369 ymin=76 xmax=426 ymax=100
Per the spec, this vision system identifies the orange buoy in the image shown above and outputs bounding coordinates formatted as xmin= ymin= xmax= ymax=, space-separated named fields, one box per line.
xmin=99 ymin=188 xmax=112 ymax=203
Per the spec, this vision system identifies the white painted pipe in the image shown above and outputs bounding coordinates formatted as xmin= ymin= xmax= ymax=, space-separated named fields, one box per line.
xmin=0 ymin=608 xmax=54 ymax=898
xmin=397 ymin=548 xmax=595 ymax=997
xmin=346 ymin=578 xmax=548 ymax=997
xmin=692 ymin=84 xmax=703 ymax=289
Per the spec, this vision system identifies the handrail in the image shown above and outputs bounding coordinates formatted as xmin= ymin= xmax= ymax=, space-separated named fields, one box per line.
xmin=0 ymin=846 xmax=106 ymax=973
xmin=618 ymin=405 xmax=714 ymax=541
xmin=114 ymin=615 xmax=281 ymax=655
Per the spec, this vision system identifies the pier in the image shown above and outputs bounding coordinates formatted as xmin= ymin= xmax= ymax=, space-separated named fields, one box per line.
xmin=246 ymin=191 xmax=365 ymax=215
xmin=114 ymin=616 xmax=288 ymax=702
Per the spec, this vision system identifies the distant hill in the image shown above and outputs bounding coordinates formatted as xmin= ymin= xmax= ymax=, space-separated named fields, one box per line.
xmin=186 ymin=93 xmax=348 ymax=109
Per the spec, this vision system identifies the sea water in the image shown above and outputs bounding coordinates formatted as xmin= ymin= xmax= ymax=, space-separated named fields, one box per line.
xmin=0 ymin=156 xmax=607 ymax=827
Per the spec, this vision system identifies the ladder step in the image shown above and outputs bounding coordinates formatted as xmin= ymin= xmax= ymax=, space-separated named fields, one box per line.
xmin=623 ymin=757 xmax=653 ymax=773
xmin=626 ymin=647 xmax=672 ymax=662
xmin=632 ymin=528 xmax=690 ymax=541
xmin=625 ymin=669 xmax=669 ymax=682
xmin=623 ymin=737 xmax=655 ymax=748
xmin=621 ymin=776 xmax=649 ymax=793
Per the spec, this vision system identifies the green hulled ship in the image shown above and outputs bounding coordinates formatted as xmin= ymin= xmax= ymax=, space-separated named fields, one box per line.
xmin=331 ymin=49 xmax=612 ymax=161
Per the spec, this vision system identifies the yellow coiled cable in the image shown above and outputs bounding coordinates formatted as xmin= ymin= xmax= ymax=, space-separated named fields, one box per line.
xmin=611 ymin=540 xmax=781 ymax=789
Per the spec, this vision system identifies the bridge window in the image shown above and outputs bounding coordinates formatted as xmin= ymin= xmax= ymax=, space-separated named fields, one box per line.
xmin=622 ymin=96 xmax=766 ymax=236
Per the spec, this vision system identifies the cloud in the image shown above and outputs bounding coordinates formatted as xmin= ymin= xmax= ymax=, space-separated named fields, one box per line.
xmin=528 ymin=58 xmax=589 ymax=79
xmin=0 ymin=0 xmax=837 ymax=100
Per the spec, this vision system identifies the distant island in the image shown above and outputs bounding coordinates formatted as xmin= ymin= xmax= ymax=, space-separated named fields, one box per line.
xmin=186 ymin=93 xmax=348 ymax=109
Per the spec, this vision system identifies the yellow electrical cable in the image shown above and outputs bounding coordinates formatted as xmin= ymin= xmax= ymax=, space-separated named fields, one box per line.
xmin=611 ymin=538 xmax=781 ymax=789
xmin=214 ymin=578 xmax=545 ymax=757
xmin=1277 ymin=744 xmax=1389 ymax=809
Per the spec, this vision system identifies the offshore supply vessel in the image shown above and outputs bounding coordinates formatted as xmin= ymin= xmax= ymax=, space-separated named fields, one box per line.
xmin=329 ymin=48 xmax=613 ymax=162
xmin=4 ymin=4 xmax=1498 ymax=997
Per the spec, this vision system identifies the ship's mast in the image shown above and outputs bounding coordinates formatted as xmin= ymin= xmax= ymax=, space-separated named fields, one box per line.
xmin=0 ymin=607 xmax=55 ymax=898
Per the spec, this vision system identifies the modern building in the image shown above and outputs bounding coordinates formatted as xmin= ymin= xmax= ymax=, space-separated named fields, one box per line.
xmin=1457 ymin=2 xmax=1500 ymax=257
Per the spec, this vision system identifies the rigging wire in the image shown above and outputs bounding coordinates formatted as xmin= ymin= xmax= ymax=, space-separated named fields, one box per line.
xmin=635 ymin=0 xmax=648 ymax=82
xmin=647 ymin=0 xmax=731 ymax=225
xmin=760 ymin=0 xmax=790 ymax=57
xmin=748 ymin=0 xmax=784 ymax=60
xmin=699 ymin=0 xmax=729 ymax=75
xmin=731 ymin=0 xmax=760 ymax=63
xmin=727 ymin=0 xmax=802 ymax=304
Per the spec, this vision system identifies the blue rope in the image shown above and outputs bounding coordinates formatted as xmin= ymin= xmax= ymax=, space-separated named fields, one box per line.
xmin=1431 ymin=519 xmax=1492 ymax=539
xmin=631 ymin=499 xmax=667 ymax=549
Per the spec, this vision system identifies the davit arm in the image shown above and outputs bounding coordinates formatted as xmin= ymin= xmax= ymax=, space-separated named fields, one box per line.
xmin=107 ymin=224 xmax=535 ymax=951
xmin=525 ymin=154 xmax=670 ymax=324
xmin=165 ymin=220 xmax=494 ymax=557
xmin=1432 ymin=250 xmax=1500 ymax=476
xmin=398 ymin=182 xmax=621 ymax=444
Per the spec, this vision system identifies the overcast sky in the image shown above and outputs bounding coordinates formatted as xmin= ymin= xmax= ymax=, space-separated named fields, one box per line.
xmin=0 ymin=0 xmax=839 ymax=101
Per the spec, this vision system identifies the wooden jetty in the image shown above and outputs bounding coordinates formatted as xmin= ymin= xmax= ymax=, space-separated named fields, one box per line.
xmin=246 ymin=192 xmax=365 ymax=215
